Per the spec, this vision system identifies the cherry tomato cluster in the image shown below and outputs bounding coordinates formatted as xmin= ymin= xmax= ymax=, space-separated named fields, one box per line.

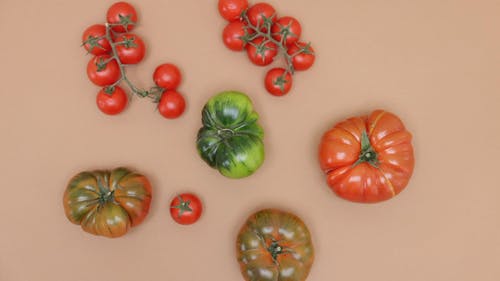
xmin=219 ymin=0 xmax=316 ymax=96
xmin=82 ymin=2 xmax=186 ymax=118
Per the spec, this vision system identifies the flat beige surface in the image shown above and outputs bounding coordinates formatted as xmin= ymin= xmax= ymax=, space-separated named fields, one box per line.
xmin=1 ymin=0 xmax=499 ymax=280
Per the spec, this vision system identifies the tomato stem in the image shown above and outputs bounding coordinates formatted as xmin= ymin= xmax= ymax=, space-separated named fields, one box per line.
xmin=354 ymin=131 xmax=379 ymax=168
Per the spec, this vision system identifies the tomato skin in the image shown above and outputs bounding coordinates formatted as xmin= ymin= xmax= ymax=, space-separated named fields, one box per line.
xmin=106 ymin=2 xmax=138 ymax=33
xmin=153 ymin=63 xmax=182 ymax=90
xmin=87 ymin=55 xmax=121 ymax=86
xmin=265 ymin=68 xmax=292 ymax=96
xmin=82 ymin=24 xmax=111 ymax=55
xmin=271 ymin=16 xmax=302 ymax=46
xmin=287 ymin=42 xmax=315 ymax=71
xmin=158 ymin=90 xmax=186 ymax=119
xmin=114 ymin=33 xmax=146 ymax=64
xmin=223 ymin=21 xmax=252 ymax=51
xmin=246 ymin=37 xmax=278 ymax=66
xmin=246 ymin=3 xmax=277 ymax=31
xmin=96 ymin=86 xmax=128 ymax=115
xmin=218 ymin=0 xmax=248 ymax=22
xmin=170 ymin=193 xmax=203 ymax=225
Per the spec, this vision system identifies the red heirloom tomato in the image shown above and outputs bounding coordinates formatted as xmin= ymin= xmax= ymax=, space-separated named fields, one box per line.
xmin=223 ymin=21 xmax=252 ymax=51
xmin=158 ymin=90 xmax=186 ymax=119
xmin=288 ymin=42 xmax=315 ymax=71
xmin=82 ymin=24 xmax=111 ymax=55
xmin=246 ymin=37 xmax=278 ymax=66
xmin=107 ymin=2 xmax=138 ymax=32
xmin=271 ymin=16 xmax=302 ymax=46
xmin=96 ymin=86 xmax=128 ymax=115
xmin=153 ymin=63 xmax=182 ymax=89
xmin=170 ymin=193 xmax=203 ymax=225
xmin=87 ymin=55 xmax=121 ymax=86
xmin=265 ymin=68 xmax=292 ymax=96
xmin=319 ymin=110 xmax=415 ymax=203
xmin=114 ymin=33 xmax=146 ymax=64
xmin=218 ymin=0 xmax=248 ymax=22
xmin=246 ymin=3 xmax=277 ymax=31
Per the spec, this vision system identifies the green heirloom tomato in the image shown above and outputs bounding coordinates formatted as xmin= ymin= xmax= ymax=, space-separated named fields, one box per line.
xmin=196 ymin=91 xmax=265 ymax=179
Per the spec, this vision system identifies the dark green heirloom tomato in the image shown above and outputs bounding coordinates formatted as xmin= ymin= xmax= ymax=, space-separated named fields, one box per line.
xmin=237 ymin=209 xmax=315 ymax=281
xmin=196 ymin=91 xmax=265 ymax=179
xmin=63 ymin=167 xmax=152 ymax=238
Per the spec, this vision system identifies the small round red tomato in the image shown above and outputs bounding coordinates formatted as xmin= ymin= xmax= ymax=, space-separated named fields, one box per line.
xmin=153 ymin=64 xmax=182 ymax=90
xmin=271 ymin=16 xmax=302 ymax=46
xmin=287 ymin=42 xmax=316 ymax=71
xmin=96 ymin=86 xmax=128 ymax=115
xmin=158 ymin=90 xmax=186 ymax=119
xmin=114 ymin=33 xmax=146 ymax=64
xmin=222 ymin=21 xmax=253 ymax=51
xmin=265 ymin=68 xmax=293 ymax=96
xmin=246 ymin=3 xmax=276 ymax=31
xmin=82 ymin=24 xmax=111 ymax=55
xmin=246 ymin=37 xmax=278 ymax=66
xmin=218 ymin=0 xmax=248 ymax=22
xmin=170 ymin=193 xmax=203 ymax=225
xmin=87 ymin=55 xmax=121 ymax=86
xmin=106 ymin=2 xmax=138 ymax=33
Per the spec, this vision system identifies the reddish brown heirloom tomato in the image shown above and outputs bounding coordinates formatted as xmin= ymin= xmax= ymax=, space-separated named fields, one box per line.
xmin=319 ymin=110 xmax=415 ymax=203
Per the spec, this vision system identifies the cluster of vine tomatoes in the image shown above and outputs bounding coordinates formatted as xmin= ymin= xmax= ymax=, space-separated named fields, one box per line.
xmin=82 ymin=2 xmax=185 ymax=118
xmin=219 ymin=0 xmax=316 ymax=96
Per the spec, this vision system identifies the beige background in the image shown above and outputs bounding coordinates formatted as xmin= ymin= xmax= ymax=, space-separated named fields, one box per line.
xmin=0 ymin=0 xmax=499 ymax=280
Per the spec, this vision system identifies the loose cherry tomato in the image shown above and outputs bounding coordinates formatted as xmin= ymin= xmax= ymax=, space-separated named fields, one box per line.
xmin=246 ymin=37 xmax=278 ymax=66
xmin=96 ymin=86 xmax=128 ymax=115
xmin=82 ymin=24 xmax=111 ymax=55
xmin=106 ymin=2 xmax=138 ymax=33
xmin=87 ymin=55 xmax=121 ymax=86
xmin=287 ymin=42 xmax=315 ymax=71
xmin=246 ymin=3 xmax=277 ymax=31
xmin=114 ymin=33 xmax=146 ymax=64
xmin=170 ymin=193 xmax=203 ymax=225
xmin=222 ymin=21 xmax=253 ymax=51
xmin=271 ymin=16 xmax=302 ymax=46
xmin=265 ymin=68 xmax=293 ymax=96
xmin=218 ymin=0 xmax=248 ymax=22
xmin=153 ymin=64 xmax=182 ymax=90
xmin=158 ymin=90 xmax=186 ymax=119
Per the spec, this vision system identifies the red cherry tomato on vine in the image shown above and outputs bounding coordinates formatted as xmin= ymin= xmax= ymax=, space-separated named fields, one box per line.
xmin=153 ymin=64 xmax=182 ymax=90
xmin=246 ymin=37 xmax=278 ymax=66
xmin=96 ymin=86 xmax=128 ymax=115
xmin=218 ymin=0 xmax=248 ymax=22
xmin=170 ymin=193 xmax=203 ymax=225
xmin=265 ymin=68 xmax=293 ymax=96
xmin=271 ymin=16 xmax=302 ymax=46
xmin=87 ymin=55 xmax=121 ymax=86
xmin=222 ymin=21 xmax=253 ymax=51
xmin=287 ymin=42 xmax=316 ymax=71
xmin=106 ymin=2 xmax=138 ymax=33
xmin=246 ymin=3 xmax=277 ymax=31
xmin=114 ymin=33 xmax=146 ymax=64
xmin=158 ymin=90 xmax=186 ymax=119
xmin=82 ymin=24 xmax=111 ymax=55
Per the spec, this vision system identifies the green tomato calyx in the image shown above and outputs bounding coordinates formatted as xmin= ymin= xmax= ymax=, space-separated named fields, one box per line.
xmin=355 ymin=130 xmax=379 ymax=168
xmin=217 ymin=128 xmax=235 ymax=139
xmin=268 ymin=240 xmax=284 ymax=261
xmin=171 ymin=196 xmax=193 ymax=218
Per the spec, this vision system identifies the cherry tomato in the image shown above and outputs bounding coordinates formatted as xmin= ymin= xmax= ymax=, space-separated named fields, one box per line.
xmin=106 ymin=2 xmax=138 ymax=33
xmin=96 ymin=86 xmax=128 ymax=115
xmin=246 ymin=3 xmax=276 ymax=31
xmin=87 ymin=55 xmax=121 ymax=86
xmin=114 ymin=33 xmax=146 ymax=64
xmin=170 ymin=193 xmax=203 ymax=225
xmin=153 ymin=64 xmax=182 ymax=90
xmin=158 ymin=90 xmax=186 ymax=119
xmin=287 ymin=42 xmax=315 ymax=71
xmin=82 ymin=24 xmax=111 ymax=55
xmin=218 ymin=0 xmax=248 ymax=22
xmin=246 ymin=37 xmax=278 ymax=66
xmin=265 ymin=68 xmax=293 ymax=96
xmin=222 ymin=21 xmax=253 ymax=51
xmin=271 ymin=16 xmax=302 ymax=46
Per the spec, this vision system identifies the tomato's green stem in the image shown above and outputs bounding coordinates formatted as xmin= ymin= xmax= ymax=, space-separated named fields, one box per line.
xmin=354 ymin=131 xmax=379 ymax=168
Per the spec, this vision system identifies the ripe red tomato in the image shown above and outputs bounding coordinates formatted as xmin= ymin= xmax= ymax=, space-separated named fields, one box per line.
xmin=153 ymin=64 xmax=182 ymax=90
xmin=265 ymin=68 xmax=293 ymax=96
xmin=287 ymin=42 xmax=315 ymax=71
xmin=87 ymin=55 xmax=121 ymax=86
xmin=246 ymin=37 xmax=278 ymax=66
xmin=170 ymin=193 xmax=203 ymax=225
xmin=246 ymin=3 xmax=277 ymax=31
xmin=222 ymin=21 xmax=253 ymax=51
xmin=114 ymin=33 xmax=146 ymax=64
xmin=106 ymin=2 xmax=138 ymax=33
xmin=218 ymin=0 xmax=248 ymax=22
xmin=158 ymin=90 xmax=186 ymax=119
xmin=271 ymin=16 xmax=302 ymax=46
xmin=82 ymin=24 xmax=111 ymax=55
xmin=96 ymin=86 xmax=128 ymax=115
